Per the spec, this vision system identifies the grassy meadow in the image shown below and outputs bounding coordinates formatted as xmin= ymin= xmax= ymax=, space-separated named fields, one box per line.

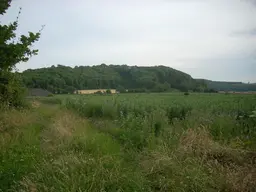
xmin=0 ymin=93 xmax=256 ymax=191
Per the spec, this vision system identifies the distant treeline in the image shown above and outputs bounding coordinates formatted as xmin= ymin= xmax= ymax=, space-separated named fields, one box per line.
xmin=21 ymin=64 xmax=206 ymax=94
xmin=20 ymin=64 xmax=256 ymax=94
xmin=197 ymin=79 xmax=256 ymax=92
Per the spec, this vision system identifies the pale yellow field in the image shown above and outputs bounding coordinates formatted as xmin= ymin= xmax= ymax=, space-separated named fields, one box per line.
xmin=75 ymin=89 xmax=117 ymax=94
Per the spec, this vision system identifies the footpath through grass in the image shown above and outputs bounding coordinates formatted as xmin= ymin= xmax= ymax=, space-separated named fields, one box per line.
xmin=0 ymin=101 xmax=147 ymax=191
xmin=0 ymin=93 xmax=256 ymax=191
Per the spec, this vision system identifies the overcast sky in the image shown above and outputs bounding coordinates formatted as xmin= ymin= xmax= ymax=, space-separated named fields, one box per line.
xmin=2 ymin=0 xmax=256 ymax=82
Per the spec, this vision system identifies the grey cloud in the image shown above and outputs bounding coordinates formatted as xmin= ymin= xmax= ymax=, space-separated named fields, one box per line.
xmin=177 ymin=57 xmax=256 ymax=82
xmin=243 ymin=0 xmax=256 ymax=6
xmin=231 ymin=28 xmax=256 ymax=37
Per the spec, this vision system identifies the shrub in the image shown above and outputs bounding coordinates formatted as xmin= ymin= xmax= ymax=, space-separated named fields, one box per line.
xmin=0 ymin=72 xmax=27 ymax=108
xmin=106 ymin=89 xmax=112 ymax=94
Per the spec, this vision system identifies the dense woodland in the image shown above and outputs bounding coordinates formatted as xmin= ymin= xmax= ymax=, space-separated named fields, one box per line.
xmin=201 ymin=80 xmax=256 ymax=92
xmin=21 ymin=64 xmax=205 ymax=94
xmin=21 ymin=64 xmax=256 ymax=94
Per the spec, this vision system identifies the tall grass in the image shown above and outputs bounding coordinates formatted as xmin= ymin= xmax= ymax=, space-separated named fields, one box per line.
xmin=1 ymin=93 xmax=255 ymax=191
xmin=62 ymin=93 xmax=256 ymax=148
xmin=61 ymin=93 xmax=256 ymax=191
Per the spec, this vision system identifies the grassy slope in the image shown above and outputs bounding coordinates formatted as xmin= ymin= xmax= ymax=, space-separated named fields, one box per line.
xmin=0 ymin=94 xmax=256 ymax=192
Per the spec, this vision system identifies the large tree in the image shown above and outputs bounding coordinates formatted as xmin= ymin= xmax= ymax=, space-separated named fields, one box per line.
xmin=0 ymin=0 xmax=42 ymax=107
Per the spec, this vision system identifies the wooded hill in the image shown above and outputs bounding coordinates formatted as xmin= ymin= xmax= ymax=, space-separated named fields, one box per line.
xmin=21 ymin=64 xmax=202 ymax=94
xmin=21 ymin=64 xmax=256 ymax=94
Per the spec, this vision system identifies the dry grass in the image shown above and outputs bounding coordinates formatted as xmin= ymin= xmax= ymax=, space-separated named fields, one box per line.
xmin=179 ymin=127 xmax=218 ymax=155
xmin=51 ymin=111 xmax=78 ymax=137
xmin=0 ymin=109 xmax=38 ymax=148
xmin=138 ymin=128 xmax=256 ymax=191
xmin=19 ymin=177 xmax=38 ymax=192
xmin=179 ymin=128 xmax=256 ymax=191
xmin=41 ymin=110 xmax=90 ymax=153
xmin=0 ymin=109 xmax=36 ymax=132
xmin=31 ymin=100 xmax=40 ymax=108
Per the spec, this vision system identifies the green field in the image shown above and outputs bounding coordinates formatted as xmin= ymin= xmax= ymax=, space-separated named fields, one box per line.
xmin=1 ymin=93 xmax=256 ymax=191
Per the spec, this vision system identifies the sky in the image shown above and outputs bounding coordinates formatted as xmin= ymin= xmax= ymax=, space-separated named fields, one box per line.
xmin=1 ymin=0 xmax=256 ymax=82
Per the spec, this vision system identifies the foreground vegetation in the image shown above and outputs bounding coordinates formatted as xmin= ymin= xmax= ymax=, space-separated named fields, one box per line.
xmin=1 ymin=93 xmax=256 ymax=191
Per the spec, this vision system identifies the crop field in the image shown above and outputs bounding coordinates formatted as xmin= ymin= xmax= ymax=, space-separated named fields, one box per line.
xmin=1 ymin=93 xmax=256 ymax=191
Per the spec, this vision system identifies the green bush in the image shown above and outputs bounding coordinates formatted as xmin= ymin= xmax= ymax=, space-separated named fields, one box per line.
xmin=0 ymin=73 xmax=27 ymax=108
xmin=106 ymin=89 xmax=112 ymax=94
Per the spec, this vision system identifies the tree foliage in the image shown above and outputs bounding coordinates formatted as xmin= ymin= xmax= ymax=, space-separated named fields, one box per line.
xmin=0 ymin=0 xmax=11 ymax=15
xmin=0 ymin=0 xmax=41 ymax=107
xmin=24 ymin=64 xmax=256 ymax=94
xmin=197 ymin=79 xmax=256 ymax=92
xmin=21 ymin=64 xmax=203 ymax=93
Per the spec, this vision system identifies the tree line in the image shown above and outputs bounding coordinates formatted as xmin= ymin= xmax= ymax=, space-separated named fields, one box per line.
xmin=22 ymin=64 xmax=256 ymax=94
xmin=201 ymin=80 xmax=256 ymax=92
xmin=21 ymin=64 xmax=207 ymax=94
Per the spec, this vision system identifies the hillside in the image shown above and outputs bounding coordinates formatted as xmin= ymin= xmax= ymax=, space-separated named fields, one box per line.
xmin=197 ymin=79 xmax=256 ymax=92
xmin=21 ymin=64 xmax=200 ymax=93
